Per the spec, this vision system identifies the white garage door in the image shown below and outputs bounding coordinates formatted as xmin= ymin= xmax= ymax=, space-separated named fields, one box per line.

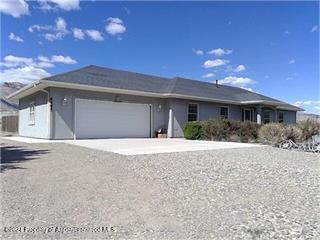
xmin=75 ymin=98 xmax=151 ymax=139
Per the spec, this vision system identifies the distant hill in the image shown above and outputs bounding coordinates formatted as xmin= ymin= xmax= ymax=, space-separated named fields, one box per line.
xmin=297 ymin=112 xmax=320 ymax=122
xmin=1 ymin=82 xmax=25 ymax=99
xmin=1 ymin=82 xmax=26 ymax=116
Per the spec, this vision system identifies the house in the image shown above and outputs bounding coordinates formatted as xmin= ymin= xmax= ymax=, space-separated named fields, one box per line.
xmin=8 ymin=65 xmax=303 ymax=139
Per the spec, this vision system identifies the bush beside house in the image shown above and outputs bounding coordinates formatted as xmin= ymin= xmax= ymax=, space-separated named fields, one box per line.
xmin=182 ymin=121 xmax=202 ymax=140
xmin=183 ymin=118 xmax=320 ymax=146
xmin=183 ymin=119 xmax=260 ymax=143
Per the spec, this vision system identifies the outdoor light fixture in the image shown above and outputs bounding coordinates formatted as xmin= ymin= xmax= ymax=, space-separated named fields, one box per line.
xmin=114 ymin=95 xmax=121 ymax=102
xmin=157 ymin=104 xmax=162 ymax=112
xmin=62 ymin=96 xmax=68 ymax=105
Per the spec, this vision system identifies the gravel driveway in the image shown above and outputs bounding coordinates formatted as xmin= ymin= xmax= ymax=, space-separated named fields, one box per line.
xmin=1 ymin=138 xmax=319 ymax=239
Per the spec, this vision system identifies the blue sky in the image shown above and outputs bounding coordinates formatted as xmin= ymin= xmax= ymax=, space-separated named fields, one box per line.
xmin=1 ymin=0 xmax=319 ymax=113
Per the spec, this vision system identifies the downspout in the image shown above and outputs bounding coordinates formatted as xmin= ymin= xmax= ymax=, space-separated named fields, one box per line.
xmin=167 ymin=108 xmax=173 ymax=138
xmin=39 ymin=89 xmax=51 ymax=139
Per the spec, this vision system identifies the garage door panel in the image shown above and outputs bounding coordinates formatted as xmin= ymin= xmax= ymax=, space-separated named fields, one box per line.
xmin=75 ymin=99 xmax=151 ymax=139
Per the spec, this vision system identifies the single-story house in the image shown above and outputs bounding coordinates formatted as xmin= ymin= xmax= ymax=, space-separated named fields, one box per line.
xmin=8 ymin=65 xmax=303 ymax=139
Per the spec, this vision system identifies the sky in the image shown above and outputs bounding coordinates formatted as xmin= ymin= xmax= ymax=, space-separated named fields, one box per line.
xmin=1 ymin=0 xmax=319 ymax=114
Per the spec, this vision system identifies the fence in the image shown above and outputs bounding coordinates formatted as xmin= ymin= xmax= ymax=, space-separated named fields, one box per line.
xmin=1 ymin=116 xmax=18 ymax=133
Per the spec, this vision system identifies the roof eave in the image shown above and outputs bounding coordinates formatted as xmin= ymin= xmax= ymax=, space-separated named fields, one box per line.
xmin=7 ymin=80 xmax=303 ymax=112
xmin=7 ymin=80 xmax=45 ymax=100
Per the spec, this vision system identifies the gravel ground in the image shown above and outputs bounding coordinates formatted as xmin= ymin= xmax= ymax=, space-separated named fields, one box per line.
xmin=1 ymin=138 xmax=319 ymax=239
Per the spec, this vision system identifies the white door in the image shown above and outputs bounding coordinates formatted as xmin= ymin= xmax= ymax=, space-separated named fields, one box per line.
xmin=75 ymin=98 xmax=151 ymax=139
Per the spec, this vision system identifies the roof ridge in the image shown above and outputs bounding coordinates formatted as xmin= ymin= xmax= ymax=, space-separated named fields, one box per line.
xmin=165 ymin=78 xmax=178 ymax=93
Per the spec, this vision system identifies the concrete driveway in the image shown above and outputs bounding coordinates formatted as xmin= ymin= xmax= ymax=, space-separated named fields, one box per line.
xmin=1 ymin=138 xmax=319 ymax=239
xmin=64 ymin=138 xmax=261 ymax=155
xmin=4 ymin=137 xmax=261 ymax=155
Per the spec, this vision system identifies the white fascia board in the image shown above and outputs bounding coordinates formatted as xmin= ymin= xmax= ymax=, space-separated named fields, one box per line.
xmin=40 ymin=80 xmax=166 ymax=98
xmin=7 ymin=80 xmax=44 ymax=100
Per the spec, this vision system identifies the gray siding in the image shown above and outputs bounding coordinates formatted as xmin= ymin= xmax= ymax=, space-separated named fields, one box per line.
xmin=262 ymin=108 xmax=296 ymax=124
xmin=281 ymin=110 xmax=296 ymax=124
xmin=168 ymin=99 xmax=242 ymax=137
xmin=50 ymin=87 xmax=168 ymax=139
xmin=19 ymin=91 xmax=49 ymax=139
xmin=17 ymin=88 xmax=298 ymax=139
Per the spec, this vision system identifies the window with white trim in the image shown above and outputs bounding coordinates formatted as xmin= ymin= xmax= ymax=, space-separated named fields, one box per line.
xmin=242 ymin=108 xmax=254 ymax=122
xmin=278 ymin=112 xmax=284 ymax=123
xmin=188 ymin=103 xmax=198 ymax=122
xmin=220 ymin=107 xmax=229 ymax=119
xmin=29 ymin=102 xmax=35 ymax=125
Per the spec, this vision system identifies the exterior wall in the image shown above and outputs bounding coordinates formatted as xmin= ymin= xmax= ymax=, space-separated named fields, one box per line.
xmin=19 ymin=91 xmax=49 ymax=139
xmin=168 ymin=99 xmax=242 ymax=137
xmin=17 ymin=87 xmax=297 ymax=139
xmin=168 ymin=100 xmax=297 ymax=137
xmin=280 ymin=110 xmax=296 ymax=124
xmin=260 ymin=108 xmax=297 ymax=124
xmin=50 ymin=87 xmax=168 ymax=139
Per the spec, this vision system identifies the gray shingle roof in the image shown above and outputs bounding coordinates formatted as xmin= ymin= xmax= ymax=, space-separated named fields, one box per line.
xmin=45 ymin=65 xmax=171 ymax=94
xmin=41 ymin=65 xmax=300 ymax=110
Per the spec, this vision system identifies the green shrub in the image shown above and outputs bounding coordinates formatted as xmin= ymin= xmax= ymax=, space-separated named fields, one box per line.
xmin=258 ymin=123 xmax=286 ymax=146
xmin=183 ymin=121 xmax=202 ymax=140
xmin=297 ymin=119 xmax=320 ymax=141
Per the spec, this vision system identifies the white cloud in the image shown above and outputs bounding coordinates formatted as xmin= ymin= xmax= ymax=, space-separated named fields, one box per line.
xmin=294 ymin=100 xmax=320 ymax=107
xmin=36 ymin=61 xmax=55 ymax=68
xmin=203 ymin=59 xmax=229 ymax=68
xmin=0 ymin=0 xmax=29 ymax=18
xmin=55 ymin=17 xmax=67 ymax=31
xmin=218 ymin=76 xmax=255 ymax=88
xmin=73 ymin=28 xmax=85 ymax=40
xmin=294 ymin=100 xmax=320 ymax=114
xmin=38 ymin=55 xmax=77 ymax=64
xmin=51 ymin=55 xmax=77 ymax=64
xmin=233 ymin=64 xmax=246 ymax=72
xmin=1 ymin=55 xmax=76 ymax=69
xmin=72 ymin=28 xmax=104 ymax=41
xmin=0 ymin=66 xmax=51 ymax=84
xmin=1 ymin=55 xmax=33 ymax=67
xmin=284 ymin=30 xmax=291 ymax=35
xmin=202 ymin=73 xmax=215 ymax=78
xmin=193 ymin=49 xmax=204 ymax=55
xmin=85 ymin=29 xmax=104 ymax=41
xmin=288 ymin=59 xmax=295 ymax=64
xmin=37 ymin=0 xmax=80 ymax=11
xmin=28 ymin=24 xmax=52 ymax=33
xmin=311 ymin=25 xmax=318 ymax=33
xmin=105 ymin=17 xmax=126 ymax=35
xmin=207 ymin=48 xmax=232 ymax=56
xmin=28 ymin=17 xmax=69 ymax=41
xmin=9 ymin=33 xmax=24 ymax=42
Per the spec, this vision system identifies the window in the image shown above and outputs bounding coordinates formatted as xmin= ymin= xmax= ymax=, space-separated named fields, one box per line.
xmin=29 ymin=102 xmax=35 ymax=125
xmin=242 ymin=108 xmax=253 ymax=122
xmin=188 ymin=103 xmax=198 ymax=121
xmin=263 ymin=111 xmax=271 ymax=124
xmin=220 ymin=107 xmax=229 ymax=119
xmin=278 ymin=112 xmax=284 ymax=123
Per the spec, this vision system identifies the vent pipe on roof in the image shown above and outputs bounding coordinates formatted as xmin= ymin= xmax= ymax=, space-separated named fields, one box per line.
xmin=215 ymin=80 xmax=219 ymax=88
